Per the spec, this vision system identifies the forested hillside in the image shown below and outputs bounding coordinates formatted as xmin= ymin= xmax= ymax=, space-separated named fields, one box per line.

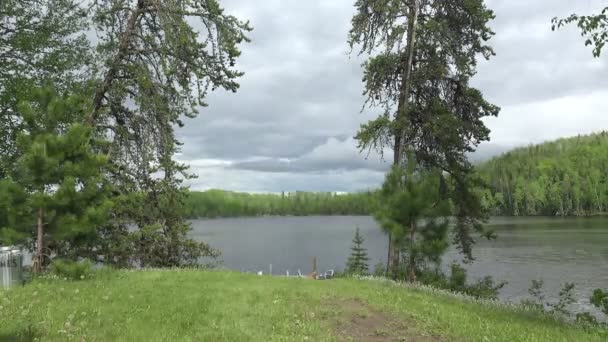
xmin=477 ymin=132 xmax=608 ymax=216
xmin=183 ymin=190 xmax=374 ymax=218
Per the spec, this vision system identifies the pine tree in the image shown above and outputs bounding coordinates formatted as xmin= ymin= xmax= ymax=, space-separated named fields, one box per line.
xmin=348 ymin=0 xmax=500 ymax=273
xmin=346 ymin=227 xmax=369 ymax=275
xmin=0 ymin=86 xmax=113 ymax=272
xmin=375 ymin=155 xmax=451 ymax=282
xmin=82 ymin=0 xmax=252 ymax=267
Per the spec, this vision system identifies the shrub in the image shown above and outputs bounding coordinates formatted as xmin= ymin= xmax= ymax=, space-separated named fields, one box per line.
xmin=576 ymin=312 xmax=599 ymax=328
xmin=591 ymin=289 xmax=608 ymax=315
xmin=416 ymin=264 xmax=505 ymax=300
xmin=50 ymin=259 xmax=93 ymax=280
xmin=521 ymin=280 xmax=608 ymax=325
xmin=372 ymin=262 xmax=386 ymax=277
xmin=549 ymin=282 xmax=576 ymax=316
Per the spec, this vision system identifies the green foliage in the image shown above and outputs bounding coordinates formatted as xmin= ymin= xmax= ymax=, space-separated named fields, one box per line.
xmin=527 ymin=279 xmax=546 ymax=308
xmin=345 ymin=227 xmax=370 ymax=275
xmin=521 ymin=280 xmax=599 ymax=321
xmin=550 ymin=283 xmax=577 ymax=317
xmin=462 ymin=275 xmax=506 ymax=301
xmin=1 ymin=0 xmax=251 ymax=268
xmin=552 ymin=7 xmax=608 ymax=57
xmin=447 ymin=264 xmax=467 ymax=290
xmin=0 ymin=87 xmax=113 ymax=260
xmin=84 ymin=0 xmax=252 ymax=268
xmin=576 ymin=312 xmax=600 ymax=328
xmin=83 ymin=177 xmax=220 ymax=268
xmin=477 ymin=132 xmax=608 ymax=216
xmin=418 ymin=264 xmax=505 ymax=300
xmin=0 ymin=180 xmax=29 ymax=243
xmin=89 ymin=0 xmax=252 ymax=173
xmin=375 ymin=161 xmax=450 ymax=280
xmin=0 ymin=0 xmax=91 ymax=178
xmin=183 ymin=189 xmax=375 ymax=218
xmin=50 ymin=259 xmax=93 ymax=280
xmin=372 ymin=262 xmax=387 ymax=277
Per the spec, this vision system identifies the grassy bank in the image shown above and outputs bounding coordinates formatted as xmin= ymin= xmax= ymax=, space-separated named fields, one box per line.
xmin=1 ymin=270 xmax=606 ymax=341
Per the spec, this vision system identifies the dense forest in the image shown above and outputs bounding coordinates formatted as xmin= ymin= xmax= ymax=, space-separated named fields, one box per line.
xmin=183 ymin=190 xmax=375 ymax=218
xmin=478 ymin=132 xmax=608 ymax=216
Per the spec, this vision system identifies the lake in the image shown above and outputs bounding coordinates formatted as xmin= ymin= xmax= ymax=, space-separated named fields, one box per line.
xmin=190 ymin=216 xmax=608 ymax=311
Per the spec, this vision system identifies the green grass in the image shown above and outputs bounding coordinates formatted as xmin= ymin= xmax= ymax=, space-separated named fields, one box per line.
xmin=1 ymin=269 xmax=606 ymax=341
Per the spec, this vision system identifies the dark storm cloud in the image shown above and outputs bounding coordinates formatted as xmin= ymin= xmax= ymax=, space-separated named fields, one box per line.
xmin=175 ymin=0 xmax=608 ymax=192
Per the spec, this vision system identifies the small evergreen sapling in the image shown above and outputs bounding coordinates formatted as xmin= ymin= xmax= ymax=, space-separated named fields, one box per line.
xmin=346 ymin=227 xmax=369 ymax=275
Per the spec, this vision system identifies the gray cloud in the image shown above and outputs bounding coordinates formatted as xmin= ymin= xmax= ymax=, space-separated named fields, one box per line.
xmin=185 ymin=166 xmax=385 ymax=193
xmin=473 ymin=0 xmax=608 ymax=106
xmin=230 ymin=137 xmax=390 ymax=173
xmin=469 ymin=142 xmax=513 ymax=164
xmin=175 ymin=0 xmax=608 ymax=192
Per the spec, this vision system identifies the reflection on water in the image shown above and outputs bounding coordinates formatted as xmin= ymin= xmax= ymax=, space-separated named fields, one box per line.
xmin=190 ymin=216 xmax=608 ymax=312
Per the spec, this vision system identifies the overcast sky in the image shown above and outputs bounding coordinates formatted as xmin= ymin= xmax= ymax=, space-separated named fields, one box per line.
xmin=176 ymin=0 xmax=608 ymax=193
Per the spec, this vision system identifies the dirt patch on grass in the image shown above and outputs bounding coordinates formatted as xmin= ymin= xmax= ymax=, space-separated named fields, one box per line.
xmin=329 ymin=298 xmax=444 ymax=341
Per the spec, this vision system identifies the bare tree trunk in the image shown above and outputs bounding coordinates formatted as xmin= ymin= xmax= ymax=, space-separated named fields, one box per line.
xmin=386 ymin=233 xmax=392 ymax=277
xmin=408 ymin=221 xmax=417 ymax=282
xmin=390 ymin=236 xmax=400 ymax=279
xmin=34 ymin=208 xmax=44 ymax=273
xmin=389 ymin=0 xmax=419 ymax=280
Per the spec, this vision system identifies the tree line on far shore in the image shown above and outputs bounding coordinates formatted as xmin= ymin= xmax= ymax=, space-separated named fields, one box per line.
xmin=185 ymin=132 xmax=608 ymax=219
xmin=183 ymin=190 xmax=375 ymax=218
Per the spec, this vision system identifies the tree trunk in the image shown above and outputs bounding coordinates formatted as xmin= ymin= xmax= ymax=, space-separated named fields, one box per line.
xmin=408 ymin=221 xmax=417 ymax=282
xmin=592 ymin=181 xmax=602 ymax=213
xmin=34 ymin=208 xmax=44 ymax=273
xmin=390 ymin=236 xmax=400 ymax=279
xmin=394 ymin=0 xmax=420 ymax=163
xmin=388 ymin=0 xmax=419 ymax=279
xmin=386 ymin=232 xmax=392 ymax=277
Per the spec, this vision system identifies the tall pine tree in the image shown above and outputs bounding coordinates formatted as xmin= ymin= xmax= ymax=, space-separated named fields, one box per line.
xmin=348 ymin=0 xmax=500 ymax=276
xmin=82 ymin=0 xmax=252 ymax=267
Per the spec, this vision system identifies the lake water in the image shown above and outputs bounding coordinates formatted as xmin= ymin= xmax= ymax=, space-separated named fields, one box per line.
xmin=190 ymin=216 xmax=608 ymax=310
